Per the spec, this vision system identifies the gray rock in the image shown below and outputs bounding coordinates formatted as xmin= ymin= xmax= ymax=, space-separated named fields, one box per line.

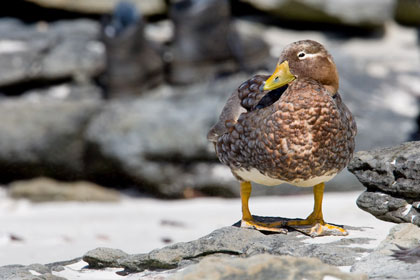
xmin=352 ymin=223 xmax=420 ymax=279
xmin=0 ymin=264 xmax=65 ymax=280
xmin=0 ymin=265 xmax=37 ymax=280
xmin=83 ymin=225 xmax=372 ymax=273
xmin=241 ymin=0 xmax=395 ymax=29
xmin=8 ymin=177 xmax=120 ymax=202
xmin=348 ymin=142 xmax=420 ymax=226
xmin=101 ymin=2 xmax=164 ymax=98
xmin=0 ymin=94 xmax=102 ymax=181
xmin=83 ymin=247 xmax=129 ymax=269
xmin=169 ymin=254 xmax=366 ymax=280
xmin=356 ymin=192 xmax=420 ymax=225
xmin=168 ymin=0 xmax=270 ymax=84
xmin=0 ymin=19 xmax=104 ymax=87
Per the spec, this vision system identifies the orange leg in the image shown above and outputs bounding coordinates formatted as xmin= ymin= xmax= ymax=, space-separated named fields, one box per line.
xmin=240 ymin=181 xmax=286 ymax=233
xmin=286 ymin=182 xmax=348 ymax=237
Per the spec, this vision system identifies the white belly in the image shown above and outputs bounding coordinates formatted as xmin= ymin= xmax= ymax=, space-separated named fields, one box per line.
xmin=235 ymin=168 xmax=337 ymax=187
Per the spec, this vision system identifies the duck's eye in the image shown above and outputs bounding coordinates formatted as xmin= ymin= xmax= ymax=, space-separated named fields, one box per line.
xmin=298 ymin=52 xmax=306 ymax=59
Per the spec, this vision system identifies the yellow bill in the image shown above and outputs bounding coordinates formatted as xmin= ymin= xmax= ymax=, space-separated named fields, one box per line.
xmin=263 ymin=61 xmax=296 ymax=91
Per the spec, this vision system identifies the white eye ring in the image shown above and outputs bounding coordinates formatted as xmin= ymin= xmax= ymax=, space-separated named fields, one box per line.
xmin=297 ymin=51 xmax=306 ymax=59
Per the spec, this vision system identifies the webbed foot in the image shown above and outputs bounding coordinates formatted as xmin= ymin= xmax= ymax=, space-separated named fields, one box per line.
xmin=241 ymin=218 xmax=287 ymax=234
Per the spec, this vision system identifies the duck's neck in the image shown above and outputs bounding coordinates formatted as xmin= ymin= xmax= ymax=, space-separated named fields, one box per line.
xmin=324 ymin=83 xmax=338 ymax=95
xmin=323 ymin=64 xmax=339 ymax=95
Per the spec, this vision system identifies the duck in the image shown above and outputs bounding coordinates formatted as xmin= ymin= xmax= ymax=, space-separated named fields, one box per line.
xmin=207 ymin=40 xmax=357 ymax=237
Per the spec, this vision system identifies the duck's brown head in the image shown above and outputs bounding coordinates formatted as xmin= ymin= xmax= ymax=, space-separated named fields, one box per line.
xmin=263 ymin=40 xmax=339 ymax=95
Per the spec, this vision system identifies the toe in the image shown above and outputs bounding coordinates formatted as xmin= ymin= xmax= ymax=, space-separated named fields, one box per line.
xmin=241 ymin=219 xmax=287 ymax=234
xmin=288 ymin=223 xmax=348 ymax=237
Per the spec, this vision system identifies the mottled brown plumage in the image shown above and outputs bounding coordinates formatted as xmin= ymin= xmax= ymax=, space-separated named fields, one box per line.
xmin=207 ymin=40 xmax=357 ymax=236
xmin=208 ymin=40 xmax=356 ymax=186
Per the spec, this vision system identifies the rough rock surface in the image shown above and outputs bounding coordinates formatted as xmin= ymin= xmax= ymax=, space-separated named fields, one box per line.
xmin=242 ymin=0 xmax=395 ymax=28
xmin=8 ymin=177 xmax=120 ymax=202
xmin=168 ymin=0 xmax=270 ymax=85
xmin=0 ymin=91 xmax=102 ymax=181
xmin=1 ymin=223 xmax=415 ymax=280
xmin=83 ymin=225 xmax=372 ymax=273
xmin=0 ymin=19 xmax=104 ymax=87
xmin=352 ymin=223 xmax=420 ymax=279
xmin=348 ymin=141 xmax=420 ymax=226
xmin=0 ymin=264 xmax=65 ymax=280
xmin=169 ymin=254 xmax=366 ymax=280
xmin=82 ymin=248 xmax=128 ymax=269
xmin=0 ymin=258 xmax=81 ymax=280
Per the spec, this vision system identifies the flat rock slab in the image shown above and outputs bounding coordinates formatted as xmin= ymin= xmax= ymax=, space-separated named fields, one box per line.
xmin=0 ymin=95 xmax=102 ymax=180
xmin=8 ymin=177 xmax=120 ymax=202
xmin=169 ymin=254 xmax=367 ymax=280
xmin=2 ymin=223 xmax=415 ymax=280
xmin=0 ymin=19 xmax=104 ymax=87
xmin=83 ymin=224 xmax=373 ymax=273
xmin=352 ymin=223 xmax=420 ymax=280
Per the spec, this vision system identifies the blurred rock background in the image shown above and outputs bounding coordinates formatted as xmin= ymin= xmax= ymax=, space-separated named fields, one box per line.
xmin=0 ymin=0 xmax=419 ymax=199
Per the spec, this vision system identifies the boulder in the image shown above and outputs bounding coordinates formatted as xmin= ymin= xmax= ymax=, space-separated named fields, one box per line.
xmin=83 ymin=247 xmax=128 ymax=269
xmin=24 ymin=0 xmax=166 ymax=16
xmin=169 ymin=254 xmax=366 ymax=280
xmin=352 ymin=223 xmax=420 ymax=279
xmin=8 ymin=177 xmax=120 ymax=202
xmin=168 ymin=0 xmax=270 ymax=84
xmin=241 ymin=0 xmax=395 ymax=29
xmin=0 ymin=86 xmax=103 ymax=182
xmin=348 ymin=142 xmax=420 ymax=226
xmin=101 ymin=2 xmax=164 ymax=98
xmin=0 ymin=19 xmax=104 ymax=87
